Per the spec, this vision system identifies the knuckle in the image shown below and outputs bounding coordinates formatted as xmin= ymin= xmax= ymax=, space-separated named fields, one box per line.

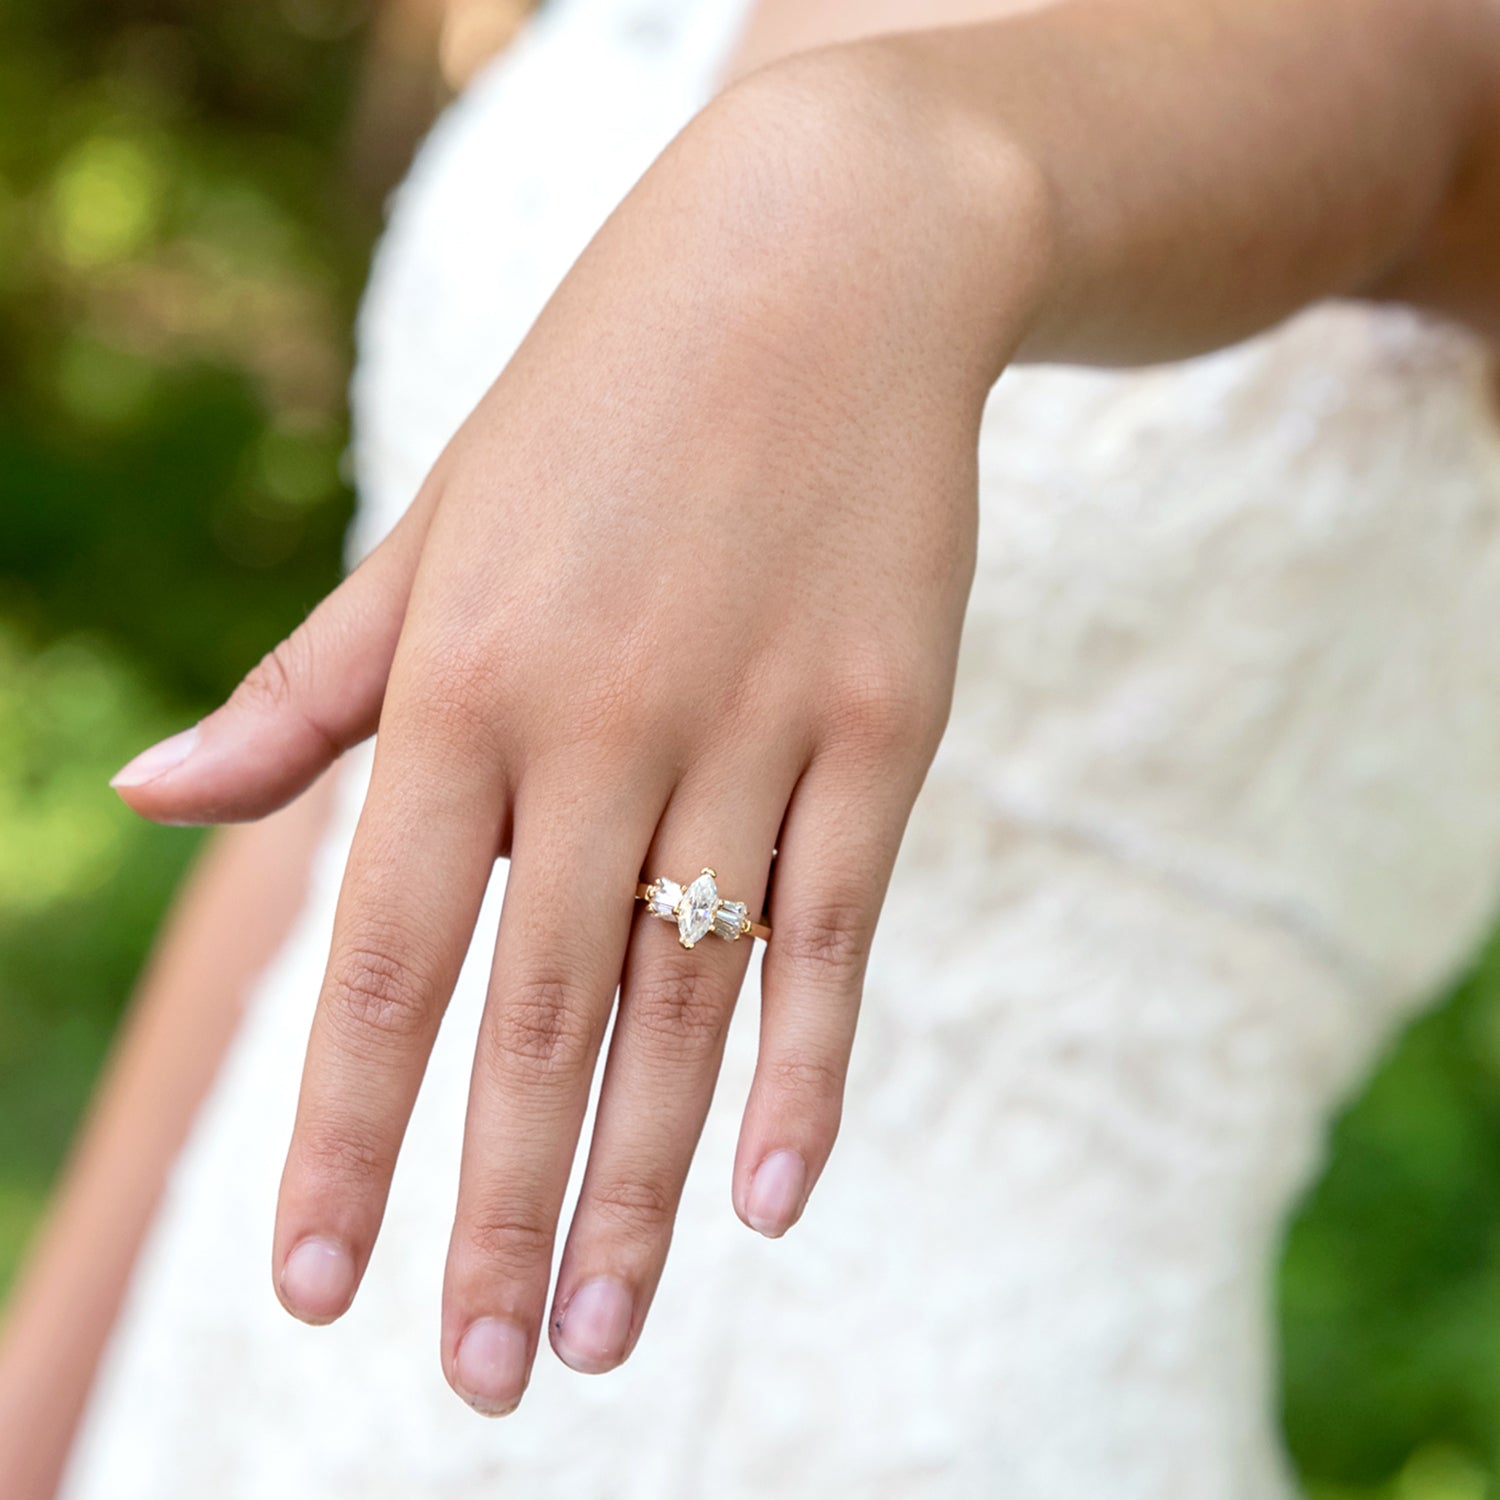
xmin=413 ymin=639 xmax=505 ymax=748
xmin=823 ymin=657 xmax=946 ymax=759
xmin=412 ymin=621 xmax=489 ymax=693
xmin=765 ymin=1052 xmax=848 ymax=1109
xmin=292 ymin=1117 xmax=387 ymax=1191
xmin=234 ymin=630 xmax=310 ymax=717
xmin=463 ymin=1208 xmax=554 ymax=1279
xmin=574 ymin=666 xmax=647 ymax=743
xmin=487 ymin=974 xmax=599 ymax=1076
xmin=776 ymin=899 xmax=870 ymax=981
xmin=325 ymin=939 xmax=434 ymax=1046
xmin=586 ymin=1176 xmax=677 ymax=1239
xmin=229 ymin=625 xmax=344 ymax=761
xmin=390 ymin=630 xmax=508 ymax=763
xmin=624 ymin=960 xmax=731 ymax=1056
xmin=422 ymin=686 xmax=494 ymax=750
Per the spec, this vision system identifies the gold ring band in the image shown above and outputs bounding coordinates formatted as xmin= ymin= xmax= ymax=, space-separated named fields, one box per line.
xmin=635 ymin=868 xmax=772 ymax=949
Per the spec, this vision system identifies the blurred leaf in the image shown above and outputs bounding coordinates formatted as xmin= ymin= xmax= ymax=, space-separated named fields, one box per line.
xmin=47 ymin=129 xmax=173 ymax=268
xmin=0 ymin=0 xmax=370 ymax=1293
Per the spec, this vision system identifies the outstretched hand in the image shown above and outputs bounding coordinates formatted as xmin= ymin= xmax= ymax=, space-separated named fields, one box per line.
xmin=109 ymin=55 xmax=1029 ymax=1415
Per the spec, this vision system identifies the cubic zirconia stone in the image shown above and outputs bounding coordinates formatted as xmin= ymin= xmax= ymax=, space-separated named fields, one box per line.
xmin=713 ymin=900 xmax=748 ymax=940
xmin=648 ymin=879 xmax=682 ymax=919
xmin=678 ymin=872 xmax=718 ymax=947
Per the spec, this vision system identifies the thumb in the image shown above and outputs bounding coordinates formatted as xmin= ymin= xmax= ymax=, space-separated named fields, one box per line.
xmin=110 ymin=482 xmax=439 ymax=825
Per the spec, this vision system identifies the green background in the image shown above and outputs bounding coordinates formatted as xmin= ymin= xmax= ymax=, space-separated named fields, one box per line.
xmin=4 ymin=2 xmax=1500 ymax=1494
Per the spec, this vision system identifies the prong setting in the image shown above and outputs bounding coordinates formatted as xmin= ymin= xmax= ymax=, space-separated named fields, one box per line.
xmin=634 ymin=867 xmax=770 ymax=946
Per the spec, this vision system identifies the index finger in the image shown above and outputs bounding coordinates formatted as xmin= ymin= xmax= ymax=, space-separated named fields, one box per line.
xmin=272 ymin=671 xmax=509 ymax=1324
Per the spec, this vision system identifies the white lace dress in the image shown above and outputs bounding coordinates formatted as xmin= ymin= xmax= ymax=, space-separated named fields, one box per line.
xmin=59 ymin=0 xmax=1500 ymax=1495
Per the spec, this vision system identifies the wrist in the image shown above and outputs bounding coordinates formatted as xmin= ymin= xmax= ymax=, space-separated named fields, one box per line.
xmin=675 ymin=41 xmax=1057 ymax=399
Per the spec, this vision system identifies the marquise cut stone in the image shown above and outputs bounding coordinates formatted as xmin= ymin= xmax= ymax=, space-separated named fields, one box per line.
xmin=648 ymin=879 xmax=682 ymax=919
xmin=678 ymin=873 xmax=719 ymax=947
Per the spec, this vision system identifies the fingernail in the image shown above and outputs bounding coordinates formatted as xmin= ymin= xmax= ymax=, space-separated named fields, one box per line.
xmin=746 ymin=1149 xmax=807 ymax=1238
xmin=109 ymin=724 xmax=200 ymax=789
xmin=454 ymin=1318 xmax=529 ymax=1415
xmin=553 ymin=1277 xmax=634 ymax=1374
xmin=278 ymin=1235 xmax=355 ymax=1323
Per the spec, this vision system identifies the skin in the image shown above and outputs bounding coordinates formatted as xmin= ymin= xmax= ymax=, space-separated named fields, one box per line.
xmin=7 ymin=0 xmax=1499 ymax=1457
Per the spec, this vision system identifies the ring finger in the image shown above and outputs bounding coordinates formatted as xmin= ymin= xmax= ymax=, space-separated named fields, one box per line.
xmin=547 ymin=744 xmax=804 ymax=1374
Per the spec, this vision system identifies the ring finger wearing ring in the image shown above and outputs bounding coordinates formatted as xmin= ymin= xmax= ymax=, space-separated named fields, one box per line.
xmin=546 ymin=764 xmax=795 ymax=1375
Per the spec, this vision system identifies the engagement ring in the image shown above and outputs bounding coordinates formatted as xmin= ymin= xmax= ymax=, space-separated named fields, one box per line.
xmin=635 ymin=868 xmax=772 ymax=949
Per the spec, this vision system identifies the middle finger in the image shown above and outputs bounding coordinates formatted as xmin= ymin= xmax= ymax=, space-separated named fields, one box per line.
xmin=441 ymin=751 xmax=670 ymax=1415
xmin=549 ymin=744 xmax=804 ymax=1374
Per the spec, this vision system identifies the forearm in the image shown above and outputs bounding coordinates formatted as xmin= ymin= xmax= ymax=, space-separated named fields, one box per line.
xmin=709 ymin=0 xmax=1499 ymax=375
xmin=0 ymin=774 xmax=337 ymax=1499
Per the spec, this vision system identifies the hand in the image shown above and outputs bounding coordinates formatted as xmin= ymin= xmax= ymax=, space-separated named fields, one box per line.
xmin=109 ymin=52 xmax=1044 ymax=1414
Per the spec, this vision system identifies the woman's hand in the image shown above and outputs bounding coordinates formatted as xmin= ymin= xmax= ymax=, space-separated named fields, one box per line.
xmin=109 ymin=55 xmax=1042 ymax=1414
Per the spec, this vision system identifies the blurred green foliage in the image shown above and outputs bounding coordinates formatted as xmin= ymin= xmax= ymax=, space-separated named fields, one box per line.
xmin=1284 ymin=930 xmax=1500 ymax=1498
xmin=0 ymin=0 xmax=371 ymax=1287
xmin=4 ymin=2 xmax=1500 ymax=1496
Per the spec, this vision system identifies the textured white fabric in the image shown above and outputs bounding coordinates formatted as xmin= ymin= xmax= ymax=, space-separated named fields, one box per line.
xmin=60 ymin=0 xmax=1500 ymax=1495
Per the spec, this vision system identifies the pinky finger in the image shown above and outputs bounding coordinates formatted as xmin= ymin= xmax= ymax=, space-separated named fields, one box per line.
xmin=732 ymin=753 xmax=919 ymax=1240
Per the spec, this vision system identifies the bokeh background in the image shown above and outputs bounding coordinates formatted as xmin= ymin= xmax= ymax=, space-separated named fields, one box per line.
xmin=5 ymin=2 xmax=1500 ymax=1495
